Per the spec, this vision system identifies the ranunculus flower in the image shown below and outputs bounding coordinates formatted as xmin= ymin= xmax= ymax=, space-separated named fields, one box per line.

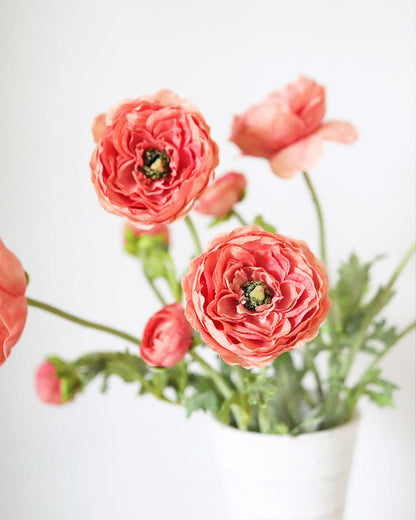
xmin=195 ymin=172 xmax=247 ymax=218
xmin=230 ymin=76 xmax=358 ymax=179
xmin=35 ymin=361 xmax=64 ymax=405
xmin=0 ymin=239 xmax=28 ymax=366
xmin=125 ymin=221 xmax=170 ymax=245
xmin=91 ymin=90 xmax=219 ymax=226
xmin=182 ymin=226 xmax=330 ymax=368
xmin=140 ymin=303 xmax=193 ymax=368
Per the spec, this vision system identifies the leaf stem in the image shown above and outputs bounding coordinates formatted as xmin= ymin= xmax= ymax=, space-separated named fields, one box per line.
xmin=27 ymin=298 xmax=141 ymax=345
xmin=231 ymin=209 xmax=248 ymax=226
xmin=185 ymin=215 xmax=203 ymax=256
xmin=144 ymin=274 xmax=167 ymax=306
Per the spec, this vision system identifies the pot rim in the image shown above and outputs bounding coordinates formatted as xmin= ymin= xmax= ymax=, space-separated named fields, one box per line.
xmin=210 ymin=410 xmax=360 ymax=440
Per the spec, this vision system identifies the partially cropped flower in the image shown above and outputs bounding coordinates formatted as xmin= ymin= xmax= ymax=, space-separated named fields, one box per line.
xmin=140 ymin=303 xmax=193 ymax=368
xmin=230 ymin=76 xmax=357 ymax=179
xmin=182 ymin=226 xmax=330 ymax=368
xmin=195 ymin=172 xmax=247 ymax=218
xmin=0 ymin=239 xmax=28 ymax=366
xmin=91 ymin=90 xmax=219 ymax=226
xmin=35 ymin=361 xmax=65 ymax=405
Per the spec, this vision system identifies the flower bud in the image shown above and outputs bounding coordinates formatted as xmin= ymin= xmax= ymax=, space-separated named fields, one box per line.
xmin=140 ymin=303 xmax=193 ymax=368
xmin=195 ymin=172 xmax=247 ymax=218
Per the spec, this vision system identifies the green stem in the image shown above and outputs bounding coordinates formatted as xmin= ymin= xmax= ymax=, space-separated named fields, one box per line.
xmin=302 ymin=171 xmax=327 ymax=266
xmin=144 ymin=274 xmax=167 ymax=306
xmin=185 ymin=215 xmax=203 ymax=256
xmin=190 ymin=350 xmax=232 ymax=399
xmin=305 ymin=345 xmax=324 ymax=400
xmin=165 ymin=254 xmax=182 ymax=302
xmin=27 ymin=298 xmax=141 ymax=345
xmin=231 ymin=209 xmax=248 ymax=226
xmin=190 ymin=350 xmax=246 ymax=430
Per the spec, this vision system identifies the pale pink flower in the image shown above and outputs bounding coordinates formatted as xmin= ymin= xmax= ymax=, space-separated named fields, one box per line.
xmin=231 ymin=76 xmax=357 ymax=178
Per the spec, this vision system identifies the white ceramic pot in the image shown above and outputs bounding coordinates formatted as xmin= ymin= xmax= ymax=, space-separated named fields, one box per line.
xmin=210 ymin=417 xmax=359 ymax=520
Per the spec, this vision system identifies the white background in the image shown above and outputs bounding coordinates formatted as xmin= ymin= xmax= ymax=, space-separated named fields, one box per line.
xmin=0 ymin=0 xmax=415 ymax=518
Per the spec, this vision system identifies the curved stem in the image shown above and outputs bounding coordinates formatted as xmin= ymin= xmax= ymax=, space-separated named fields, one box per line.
xmin=231 ymin=209 xmax=248 ymax=226
xmin=27 ymin=298 xmax=141 ymax=345
xmin=190 ymin=350 xmax=246 ymax=430
xmin=302 ymin=171 xmax=327 ymax=266
xmin=190 ymin=350 xmax=232 ymax=399
xmin=185 ymin=215 xmax=203 ymax=256
xmin=144 ymin=274 xmax=167 ymax=306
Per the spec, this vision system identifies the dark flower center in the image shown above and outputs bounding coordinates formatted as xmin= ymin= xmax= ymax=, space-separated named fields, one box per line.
xmin=141 ymin=149 xmax=170 ymax=180
xmin=241 ymin=281 xmax=273 ymax=311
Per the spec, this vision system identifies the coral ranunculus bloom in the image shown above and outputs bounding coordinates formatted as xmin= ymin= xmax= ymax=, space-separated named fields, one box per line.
xmin=230 ymin=76 xmax=357 ymax=179
xmin=91 ymin=90 xmax=219 ymax=226
xmin=0 ymin=239 xmax=28 ymax=366
xmin=182 ymin=226 xmax=331 ymax=368
xmin=140 ymin=303 xmax=193 ymax=368
xmin=195 ymin=172 xmax=247 ymax=218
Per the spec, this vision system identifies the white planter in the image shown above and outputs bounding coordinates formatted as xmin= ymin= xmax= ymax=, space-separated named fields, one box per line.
xmin=210 ymin=417 xmax=359 ymax=520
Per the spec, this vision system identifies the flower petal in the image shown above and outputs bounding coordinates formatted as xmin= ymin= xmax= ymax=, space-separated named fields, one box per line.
xmin=269 ymin=134 xmax=324 ymax=179
xmin=318 ymin=120 xmax=358 ymax=144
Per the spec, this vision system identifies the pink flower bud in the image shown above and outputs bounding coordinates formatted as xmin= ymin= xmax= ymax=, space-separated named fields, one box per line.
xmin=195 ymin=172 xmax=247 ymax=218
xmin=126 ymin=221 xmax=170 ymax=245
xmin=0 ymin=239 xmax=28 ymax=366
xmin=35 ymin=361 xmax=64 ymax=405
xmin=140 ymin=303 xmax=193 ymax=368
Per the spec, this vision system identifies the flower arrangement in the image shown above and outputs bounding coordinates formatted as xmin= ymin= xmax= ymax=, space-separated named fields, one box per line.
xmin=2 ymin=77 xmax=414 ymax=435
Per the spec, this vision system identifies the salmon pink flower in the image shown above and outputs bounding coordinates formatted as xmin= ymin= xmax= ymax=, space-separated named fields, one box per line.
xmin=230 ymin=76 xmax=357 ymax=178
xmin=91 ymin=90 xmax=219 ymax=226
xmin=182 ymin=226 xmax=330 ymax=368
xmin=141 ymin=303 xmax=193 ymax=368
xmin=35 ymin=361 xmax=64 ymax=405
xmin=0 ymin=239 xmax=28 ymax=366
xmin=195 ymin=172 xmax=247 ymax=218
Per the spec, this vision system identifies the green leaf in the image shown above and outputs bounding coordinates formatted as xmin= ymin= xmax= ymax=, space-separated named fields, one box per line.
xmin=291 ymin=405 xmax=325 ymax=435
xmin=208 ymin=212 xmax=233 ymax=227
xmin=185 ymin=390 xmax=220 ymax=418
xmin=245 ymin=378 xmax=279 ymax=406
xmin=253 ymin=215 xmax=277 ymax=234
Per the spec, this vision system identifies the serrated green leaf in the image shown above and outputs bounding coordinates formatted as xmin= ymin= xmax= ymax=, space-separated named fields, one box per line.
xmin=185 ymin=390 xmax=220 ymax=418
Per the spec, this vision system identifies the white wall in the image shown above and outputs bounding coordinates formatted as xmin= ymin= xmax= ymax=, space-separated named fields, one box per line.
xmin=0 ymin=0 xmax=414 ymax=518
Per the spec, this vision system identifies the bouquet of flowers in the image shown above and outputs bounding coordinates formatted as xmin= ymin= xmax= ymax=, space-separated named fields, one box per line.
xmin=2 ymin=77 xmax=414 ymax=435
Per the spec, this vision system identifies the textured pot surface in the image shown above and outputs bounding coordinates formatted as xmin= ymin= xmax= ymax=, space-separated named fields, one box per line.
xmin=210 ymin=417 xmax=359 ymax=520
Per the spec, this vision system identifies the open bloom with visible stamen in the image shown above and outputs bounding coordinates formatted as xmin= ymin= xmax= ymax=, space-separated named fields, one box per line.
xmin=182 ymin=226 xmax=331 ymax=368
xmin=230 ymin=76 xmax=357 ymax=178
xmin=90 ymin=90 xmax=219 ymax=226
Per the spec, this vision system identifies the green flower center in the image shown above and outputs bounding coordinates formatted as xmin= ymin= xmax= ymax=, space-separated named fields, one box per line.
xmin=141 ymin=149 xmax=170 ymax=180
xmin=241 ymin=281 xmax=273 ymax=311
